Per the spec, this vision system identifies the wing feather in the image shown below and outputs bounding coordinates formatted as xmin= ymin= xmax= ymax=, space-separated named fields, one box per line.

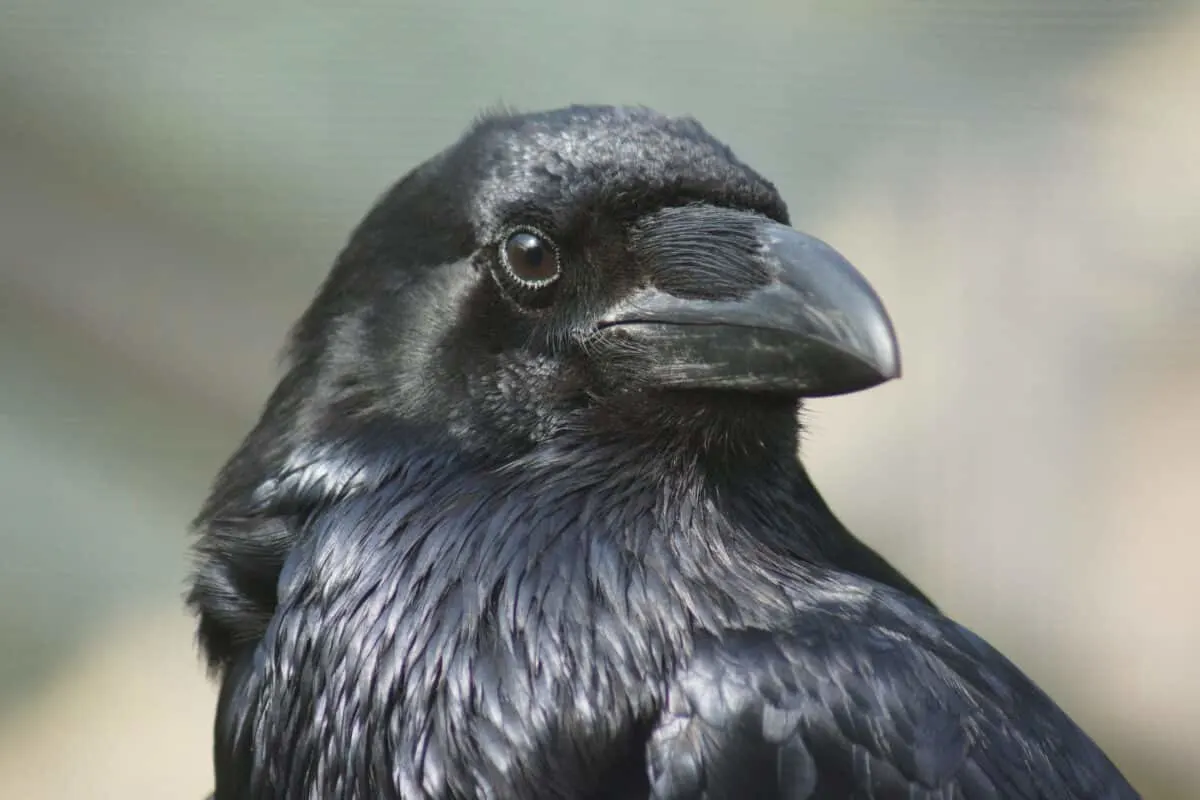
xmin=648 ymin=589 xmax=1139 ymax=799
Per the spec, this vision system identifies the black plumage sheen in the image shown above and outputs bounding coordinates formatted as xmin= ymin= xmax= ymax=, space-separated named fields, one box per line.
xmin=189 ymin=105 xmax=1138 ymax=799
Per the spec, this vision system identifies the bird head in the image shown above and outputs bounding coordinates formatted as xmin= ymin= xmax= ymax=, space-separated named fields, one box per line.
xmin=281 ymin=105 xmax=899 ymax=456
xmin=191 ymin=107 xmax=914 ymax=667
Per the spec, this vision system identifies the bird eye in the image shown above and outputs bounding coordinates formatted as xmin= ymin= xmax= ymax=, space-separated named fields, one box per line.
xmin=501 ymin=228 xmax=560 ymax=287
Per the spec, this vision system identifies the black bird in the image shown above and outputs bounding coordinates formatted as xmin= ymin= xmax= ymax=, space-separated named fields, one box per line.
xmin=189 ymin=105 xmax=1138 ymax=799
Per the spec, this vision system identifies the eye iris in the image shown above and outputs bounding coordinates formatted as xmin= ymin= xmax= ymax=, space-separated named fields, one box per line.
xmin=505 ymin=231 xmax=558 ymax=283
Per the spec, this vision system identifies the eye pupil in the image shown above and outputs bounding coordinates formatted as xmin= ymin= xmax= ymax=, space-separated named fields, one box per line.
xmin=503 ymin=230 xmax=559 ymax=284
xmin=514 ymin=235 xmax=543 ymax=266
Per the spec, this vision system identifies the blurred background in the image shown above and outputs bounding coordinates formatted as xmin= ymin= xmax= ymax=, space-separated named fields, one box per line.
xmin=1 ymin=1 xmax=1197 ymax=797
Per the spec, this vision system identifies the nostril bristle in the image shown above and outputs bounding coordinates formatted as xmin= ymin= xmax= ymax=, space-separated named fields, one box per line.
xmin=632 ymin=204 xmax=772 ymax=301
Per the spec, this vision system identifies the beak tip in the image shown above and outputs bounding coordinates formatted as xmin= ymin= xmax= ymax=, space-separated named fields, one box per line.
xmin=880 ymin=344 xmax=902 ymax=383
xmin=861 ymin=308 xmax=902 ymax=387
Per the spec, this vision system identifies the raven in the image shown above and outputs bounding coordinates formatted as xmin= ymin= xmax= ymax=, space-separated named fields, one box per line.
xmin=189 ymin=105 xmax=1138 ymax=798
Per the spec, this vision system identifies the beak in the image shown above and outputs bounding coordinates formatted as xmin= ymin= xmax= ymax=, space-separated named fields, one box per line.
xmin=596 ymin=210 xmax=900 ymax=397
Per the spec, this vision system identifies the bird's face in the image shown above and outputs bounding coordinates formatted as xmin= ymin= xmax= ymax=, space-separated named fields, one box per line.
xmin=290 ymin=106 xmax=899 ymax=452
